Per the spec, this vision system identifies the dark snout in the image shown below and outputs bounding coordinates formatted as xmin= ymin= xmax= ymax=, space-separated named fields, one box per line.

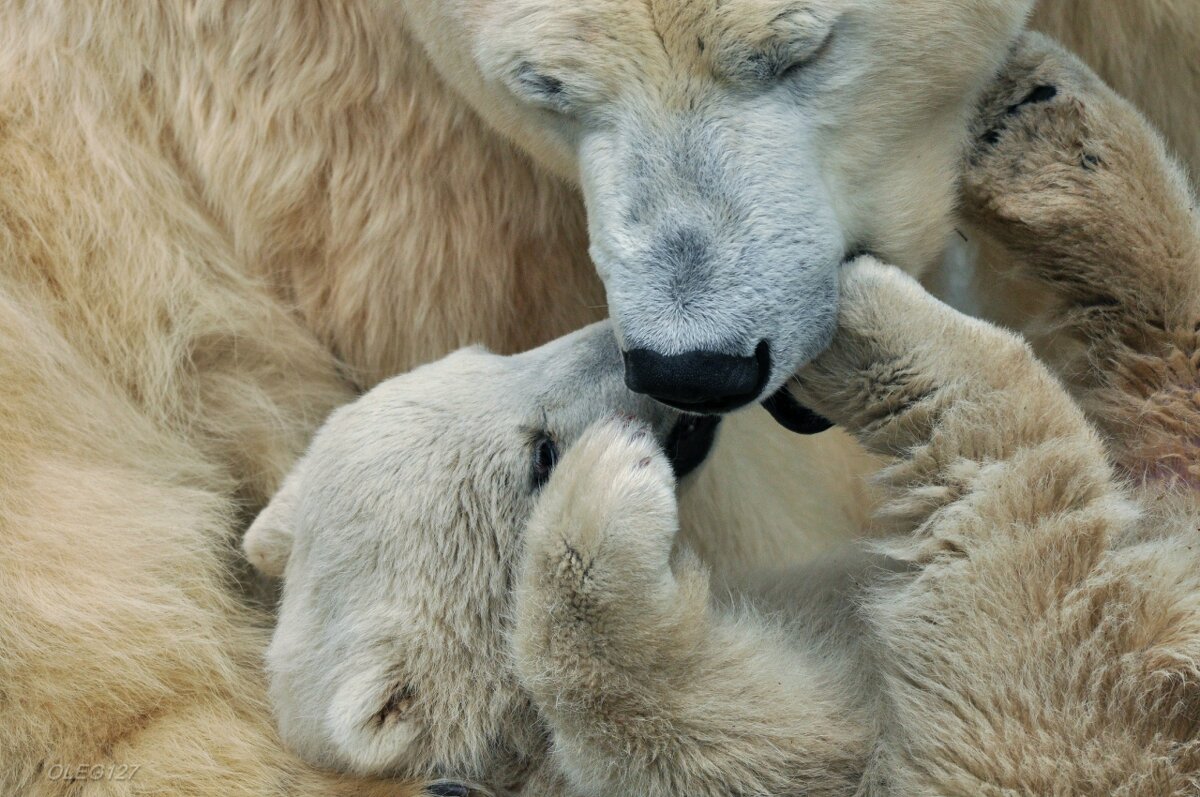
xmin=623 ymin=341 xmax=770 ymax=413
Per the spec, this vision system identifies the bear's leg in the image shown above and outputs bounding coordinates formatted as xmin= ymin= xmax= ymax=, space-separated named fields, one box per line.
xmin=962 ymin=33 xmax=1200 ymax=487
xmin=0 ymin=297 xmax=456 ymax=797
xmin=787 ymin=258 xmax=1124 ymax=558
xmin=513 ymin=419 xmax=869 ymax=797
xmin=792 ymin=262 xmax=1200 ymax=793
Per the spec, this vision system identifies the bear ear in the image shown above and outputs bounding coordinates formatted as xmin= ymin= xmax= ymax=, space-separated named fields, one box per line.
xmin=326 ymin=660 xmax=422 ymax=774
xmin=243 ymin=468 xmax=304 ymax=577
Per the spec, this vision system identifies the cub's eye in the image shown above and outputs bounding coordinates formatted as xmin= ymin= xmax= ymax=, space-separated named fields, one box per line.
xmin=530 ymin=434 xmax=559 ymax=490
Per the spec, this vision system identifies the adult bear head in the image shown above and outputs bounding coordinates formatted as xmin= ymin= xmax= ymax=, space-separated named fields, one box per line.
xmin=398 ymin=0 xmax=1035 ymax=412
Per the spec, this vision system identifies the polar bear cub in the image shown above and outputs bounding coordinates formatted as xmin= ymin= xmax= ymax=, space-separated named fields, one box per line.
xmin=242 ymin=322 xmax=725 ymax=788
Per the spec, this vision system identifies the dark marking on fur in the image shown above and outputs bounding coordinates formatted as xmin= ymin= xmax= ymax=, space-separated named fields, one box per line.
xmin=1079 ymin=293 xmax=1122 ymax=309
xmin=647 ymin=227 xmax=712 ymax=292
xmin=842 ymin=245 xmax=877 ymax=263
xmin=745 ymin=51 xmax=781 ymax=81
xmin=697 ymin=36 xmax=705 ymax=53
xmin=426 ymin=783 xmax=473 ymax=797
xmin=375 ymin=684 xmax=415 ymax=727
xmin=1082 ymin=153 xmax=1103 ymax=171
xmin=982 ymin=85 xmax=1058 ymax=146
xmin=514 ymin=62 xmax=570 ymax=113
xmin=1007 ymin=84 xmax=1058 ymax=115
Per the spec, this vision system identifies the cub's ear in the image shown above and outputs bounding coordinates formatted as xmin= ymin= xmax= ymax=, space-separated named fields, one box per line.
xmin=243 ymin=468 xmax=304 ymax=577
xmin=325 ymin=657 xmax=422 ymax=775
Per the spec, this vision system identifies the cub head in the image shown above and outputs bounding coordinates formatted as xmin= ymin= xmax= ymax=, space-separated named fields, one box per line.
xmin=243 ymin=322 xmax=719 ymax=782
xmin=398 ymin=0 xmax=1035 ymax=411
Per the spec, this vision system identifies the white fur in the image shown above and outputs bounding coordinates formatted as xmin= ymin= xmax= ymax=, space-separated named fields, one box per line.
xmin=400 ymin=0 xmax=1037 ymax=391
xmin=252 ymin=37 xmax=1200 ymax=795
xmin=0 ymin=2 xmax=1192 ymax=792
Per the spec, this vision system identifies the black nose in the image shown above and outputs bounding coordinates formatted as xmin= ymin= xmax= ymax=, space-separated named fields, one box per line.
xmin=623 ymin=342 xmax=770 ymax=413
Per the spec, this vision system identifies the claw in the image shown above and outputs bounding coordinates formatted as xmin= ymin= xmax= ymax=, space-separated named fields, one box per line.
xmin=762 ymin=387 xmax=834 ymax=435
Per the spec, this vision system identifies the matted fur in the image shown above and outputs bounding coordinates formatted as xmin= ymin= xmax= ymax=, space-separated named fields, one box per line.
xmin=524 ymin=38 xmax=1200 ymax=794
xmin=858 ymin=35 xmax=1200 ymax=795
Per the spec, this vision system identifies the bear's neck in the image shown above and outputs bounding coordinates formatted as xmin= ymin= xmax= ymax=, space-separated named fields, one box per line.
xmin=155 ymin=2 xmax=601 ymax=383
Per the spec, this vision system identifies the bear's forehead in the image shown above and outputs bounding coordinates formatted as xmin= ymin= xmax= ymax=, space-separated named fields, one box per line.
xmin=480 ymin=0 xmax=845 ymax=88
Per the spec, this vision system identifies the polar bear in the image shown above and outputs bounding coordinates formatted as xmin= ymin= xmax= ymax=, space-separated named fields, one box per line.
xmin=0 ymin=5 xmax=1020 ymax=793
xmin=0 ymin=3 xmax=1196 ymax=794
xmin=396 ymin=0 xmax=1197 ymax=411
xmin=402 ymin=0 xmax=1041 ymax=409
xmin=249 ymin=34 xmax=1200 ymax=795
xmin=243 ymin=323 xmax=756 ymax=792
xmin=848 ymin=33 xmax=1200 ymax=793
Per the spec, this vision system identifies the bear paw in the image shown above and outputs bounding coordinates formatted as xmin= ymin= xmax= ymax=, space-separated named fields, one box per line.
xmin=961 ymin=32 xmax=1198 ymax=321
xmin=962 ymin=32 xmax=1119 ymax=237
xmin=518 ymin=417 xmax=680 ymax=640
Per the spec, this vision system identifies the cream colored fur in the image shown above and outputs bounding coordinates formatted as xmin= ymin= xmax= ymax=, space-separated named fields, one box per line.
xmin=0 ymin=5 xmax=857 ymax=794
xmin=245 ymin=325 xmax=885 ymax=796
xmin=1031 ymin=0 xmax=1200 ymax=181
xmin=244 ymin=325 xmax=739 ymax=791
xmin=525 ymin=38 xmax=1200 ymax=793
xmin=844 ymin=35 xmax=1200 ymax=794
xmin=935 ymin=0 xmax=1200 ymax=321
xmin=252 ymin=35 xmax=1200 ymax=795
xmin=0 ymin=1 xmax=1192 ymax=794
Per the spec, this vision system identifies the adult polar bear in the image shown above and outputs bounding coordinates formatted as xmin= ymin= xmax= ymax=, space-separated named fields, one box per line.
xmin=0 ymin=2 xmax=1193 ymax=796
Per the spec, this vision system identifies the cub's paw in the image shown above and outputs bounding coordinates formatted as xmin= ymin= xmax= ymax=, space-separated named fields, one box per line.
xmin=961 ymin=32 xmax=1181 ymax=257
xmin=821 ymin=256 xmax=945 ymax=361
xmin=514 ymin=419 xmax=688 ymax=697
xmin=519 ymin=418 xmax=679 ymax=626
xmin=527 ymin=417 xmax=677 ymax=575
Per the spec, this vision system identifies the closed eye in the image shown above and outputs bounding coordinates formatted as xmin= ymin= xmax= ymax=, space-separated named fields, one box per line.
xmin=778 ymin=29 xmax=835 ymax=79
xmin=514 ymin=62 xmax=571 ymax=114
